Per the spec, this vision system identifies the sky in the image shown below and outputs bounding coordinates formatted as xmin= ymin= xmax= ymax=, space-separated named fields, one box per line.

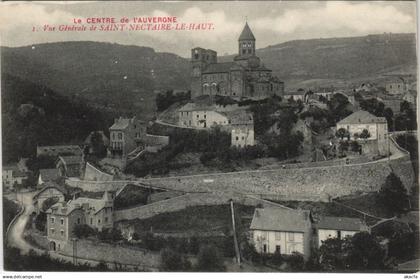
xmin=0 ymin=1 xmax=417 ymax=57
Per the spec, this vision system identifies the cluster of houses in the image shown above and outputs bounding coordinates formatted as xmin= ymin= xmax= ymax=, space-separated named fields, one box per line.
xmin=250 ymin=206 xmax=367 ymax=259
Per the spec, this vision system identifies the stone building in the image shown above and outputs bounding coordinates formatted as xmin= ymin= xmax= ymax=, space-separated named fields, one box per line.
xmin=109 ymin=116 xmax=146 ymax=158
xmin=2 ymin=164 xmax=27 ymax=191
xmin=56 ymin=155 xmax=83 ymax=178
xmin=46 ymin=191 xmax=114 ymax=251
xmin=250 ymin=207 xmax=366 ymax=260
xmin=191 ymin=22 xmax=284 ymax=100
xmin=38 ymin=168 xmax=61 ymax=188
xmin=385 ymin=77 xmax=408 ymax=95
xmin=250 ymin=207 xmax=313 ymax=259
xmin=33 ymin=182 xmax=67 ymax=214
xmin=336 ymin=110 xmax=388 ymax=155
xmin=314 ymin=216 xmax=367 ymax=248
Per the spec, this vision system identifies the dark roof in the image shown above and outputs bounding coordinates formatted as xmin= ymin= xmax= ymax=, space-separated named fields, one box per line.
xmin=219 ymin=110 xmax=253 ymax=125
xmin=250 ymin=207 xmax=311 ymax=232
xmin=203 ymin=62 xmax=238 ymax=74
xmin=316 ymin=216 xmax=363 ymax=231
xmin=238 ymin=22 xmax=255 ymax=41
xmin=57 ymin=155 xmax=82 ymax=166
xmin=337 ymin=110 xmax=387 ymax=125
xmin=37 ymin=145 xmax=82 ymax=156
xmin=33 ymin=182 xmax=67 ymax=199
xmin=110 ymin=118 xmax=131 ymax=130
xmin=39 ymin=168 xmax=60 ymax=181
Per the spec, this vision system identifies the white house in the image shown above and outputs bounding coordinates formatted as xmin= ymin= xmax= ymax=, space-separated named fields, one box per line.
xmin=336 ymin=110 xmax=388 ymax=155
xmin=315 ymin=216 xmax=367 ymax=248
xmin=249 ymin=207 xmax=313 ymax=259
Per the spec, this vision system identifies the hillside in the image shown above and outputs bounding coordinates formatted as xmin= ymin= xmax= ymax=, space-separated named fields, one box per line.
xmin=1 ymin=73 xmax=114 ymax=163
xmin=221 ymin=33 xmax=417 ymax=89
xmin=1 ymin=41 xmax=191 ymax=118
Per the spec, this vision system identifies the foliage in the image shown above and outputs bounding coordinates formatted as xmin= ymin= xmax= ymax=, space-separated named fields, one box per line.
xmin=388 ymin=230 xmax=419 ymax=261
xmin=98 ymin=228 xmax=123 ymax=242
xmin=156 ymin=90 xmax=191 ymax=112
xmin=113 ymin=185 xmax=149 ymax=209
xmin=41 ymin=197 xmax=59 ymax=212
xmin=73 ymin=224 xmax=97 ymax=239
xmin=26 ymin=155 xmax=56 ymax=173
xmin=195 ymin=244 xmax=225 ymax=272
xmin=89 ymin=131 xmax=107 ymax=158
xmin=377 ymin=172 xmax=408 ymax=215
xmin=3 ymin=198 xmax=21 ymax=236
xmin=249 ymin=97 xmax=283 ymax=135
xmin=327 ymin=94 xmax=352 ymax=123
xmin=285 ymin=252 xmax=305 ymax=271
xmin=319 ymin=232 xmax=385 ymax=271
xmin=395 ymin=101 xmax=417 ymax=131
xmin=34 ymin=212 xmax=47 ymax=232
xmin=359 ymin=98 xmax=385 ymax=117
xmin=4 ymin=246 xmax=111 ymax=271
xmin=2 ymin=74 xmax=112 ymax=163
xmin=261 ymin=131 xmax=304 ymax=160
xmin=336 ymin=128 xmax=350 ymax=140
xmin=359 ymin=129 xmax=371 ymax=140
xmin=160 ymin=248 xmax=191 ymax=271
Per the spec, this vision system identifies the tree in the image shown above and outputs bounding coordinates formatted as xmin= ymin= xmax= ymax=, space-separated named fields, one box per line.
xmin=383 ymin=108 xmax=394 ymax=131
xmin=90 ymin=131 xmax=107 ymax=158
xmin=319 ymin=238 xmax=345 ymax=271
xmin=41 ymin=197 xmax=59 ymax=212
xmin=34 ymin=212 xmax=47 ymax=232
xmin=73 ymin=224 xmax=96 ymax=239
xmin=359 ymin=129 xmax=371 ymax=140
xmin=342 ymin=232 xmax=385 ymax=270
xmin=378 ymin=173 xmax=408 ymax=215
xmin=336 ymin=128 xmax=349 ymax=140
xmin=195 ymin=244 xmax=225 ymax=272
xmin=160 ymin=248 xmax=191 ymax=271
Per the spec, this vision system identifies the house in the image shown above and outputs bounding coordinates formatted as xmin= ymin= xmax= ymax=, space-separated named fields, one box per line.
xmin=38 ymin=168 xmax=61 ymax=187
xmin=36 ymin=145 xmax=82 ymax=158
xmin=191 ymin=22 xmax=284 ymax=100
xmin=283 ymin=90 xmax=306 ymax=102
xmin=46 ymin=191 xmax=113 ymax=251
xmin=178 ymin=103 xmax=232 ymax=128
xmin=33 ymin=182 xmax=67 ymax=214
xmin=2 ymin=164 xmax=27 ymax=190
xmin=336 ymin=110 xmax=388 ymax=155
xmin=403 ymin=90 xmax=417 ymax=105
xmin=225 ymin=110 xmax=255 ymax=148
xmin=56 ymin=156 xmax=83 ymax=178
xmin=315 ymin=216 xmax=367 ymax=247
xmin=109 ymin=116 xmax=146 ymax=158
xmin=384 ymin=76 xmax=407 ymax=95
xmin=250 ymin=207 xmax=313 ymax=259
xmin=249 ymin=207 xmax=367 ymax=260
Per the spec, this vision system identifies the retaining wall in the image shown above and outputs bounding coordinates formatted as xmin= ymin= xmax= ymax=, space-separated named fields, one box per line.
xmin=83 ymin=162 xmax=114 ymax=181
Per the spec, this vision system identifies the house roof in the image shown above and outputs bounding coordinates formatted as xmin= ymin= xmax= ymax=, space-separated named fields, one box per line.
xmin=219 ymin=110 xmax=254 ymax=125
xmin=203 ymin=62 xmax=239 ymax=74
xmin=33 ymin=182 xmax=67 ymax=200
xmin=47 ymin=192 xmax=112 ymax=216
xmin=250 ymin=207 xmax=311 ymax=233
xmin=337 ymin=110 xmax=387 ymax=125
xmin=39 ymin=168 xmax=61 ymax=182
xmin=238 ymin=22 xmax=255 ymax=41
xmin=315 ymin=216 xmax=363 ymax=231
xmin=179 ymin=103 xmax=197 ymax=112
xmin=110 ymin=117 xmax=131 ymax=130
xmin=284 ymin=91 xmax=305 ymax=96
xmin=37 ymin=145 xmax=82 ymax=156
xmin=57 ymin=155 xmax=82 ymax=166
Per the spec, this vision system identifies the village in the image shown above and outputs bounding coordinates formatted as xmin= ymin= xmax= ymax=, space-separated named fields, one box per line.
xmin=3 ymin=22 xmax=419 ymax=272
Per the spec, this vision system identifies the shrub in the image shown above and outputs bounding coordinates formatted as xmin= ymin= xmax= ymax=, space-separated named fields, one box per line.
xmin=195 ymin=244 xmax=225 ymax=272
xmin=98 ymin=228 xmax=123 ymax=242
xmin=73 ymin=224 xmax=96 ymax=239
xmin=34 ymin=212 xmax=47 ymax=232
xmin=377 ymin=172 xmax=408 ymax=216
xmin=160 ymin=248 xmax=191 ymax=271
xmin=285 ymin=252 xmax=305 ymax=271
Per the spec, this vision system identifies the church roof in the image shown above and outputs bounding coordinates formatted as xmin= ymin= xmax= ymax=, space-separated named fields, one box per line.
xmin=239 ymin=22 xmax=255 ymax=41
xmin=203 ymin=62 xmax=240 ymax=74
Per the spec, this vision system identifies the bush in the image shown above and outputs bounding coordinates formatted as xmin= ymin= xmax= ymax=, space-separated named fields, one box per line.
xmin=377 ymin=173 xmax=408 ymax=216
xmin=195 ymin=244 xmax=225 ymax=272
xmin=160 ymin=248 xmax=191 ymax=271
xmin=98 ymin=228 xmax=123 ymax=242
xmin=73 ymin=224 xmax=96 ymax=239
xmin=285 ymin=252 xmax=305 ymax=271
xmin=34 ymin=212 xmax=47 ymax=232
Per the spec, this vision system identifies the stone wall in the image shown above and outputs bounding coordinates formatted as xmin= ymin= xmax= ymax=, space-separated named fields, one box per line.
xmin=114 ymin=192 xmax=290 ymax=222
xmin=83 ymin=162 xmax=114 ymax=181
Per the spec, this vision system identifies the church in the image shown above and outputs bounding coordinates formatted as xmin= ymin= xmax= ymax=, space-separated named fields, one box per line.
xmin=191 ymin=22 xmax=284 ymax=100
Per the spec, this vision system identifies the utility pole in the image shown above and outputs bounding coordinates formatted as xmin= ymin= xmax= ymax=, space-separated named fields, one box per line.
xmin=229 ymin=200 xmax=241 ymax=265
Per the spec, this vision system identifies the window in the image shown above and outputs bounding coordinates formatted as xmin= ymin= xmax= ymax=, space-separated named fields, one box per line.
xmin=275 ymin=245 xmax=281 ymax=254
xmin=77 ymin=218 xmax=81 ymax=224
xmin=288 ymin=232 xmax=294 ymax=241
xmin=196 ymin=115 xmax=199 ymax=118
xmin=60 ymin=219 xmax=64 ymax=225
xmin=105 ymin=217 xmax=108 ymax=223
xmin=90 ymin=218 xmax=93 ymax=225
xmin=242 ymin=136 xmax=245 ymax=140
xmin=236 ymin=136 xmax=239 ymax=141
xmin=275 ymin=232 xmax=281 ymax=240
xmin=118 ymin=133 xmax=122 ymax=140
xmin=98 ymin=219 xmax=101 ymax=224
xmin=204 ymin=115 xmax=206 ymax=119
xmin=242 ymin=49 xmax=246 ymax=54
xmin=263 ymin=244 xmax=267 ymax=253
xmin=51 ymin=217 xmax=55 ymax=224
xmin=60 ymin=230 xmax=64 ymax=236
xmin=51 ymin=228 xmax=55 ymax=235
